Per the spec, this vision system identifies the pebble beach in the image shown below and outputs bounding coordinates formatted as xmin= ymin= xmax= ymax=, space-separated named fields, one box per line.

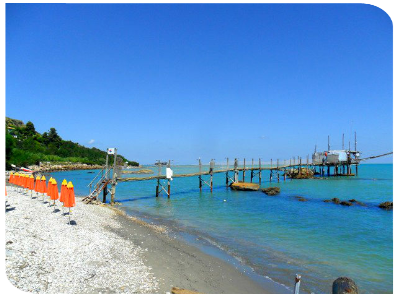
xmin=5 ymin=186 xmax=158 ymax=294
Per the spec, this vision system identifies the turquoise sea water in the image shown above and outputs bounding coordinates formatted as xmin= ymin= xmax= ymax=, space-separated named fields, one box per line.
xmin=50 ymin=164 xmax=393 ymax=293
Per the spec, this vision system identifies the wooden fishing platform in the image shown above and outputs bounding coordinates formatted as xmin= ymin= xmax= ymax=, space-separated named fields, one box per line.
xmin=84 ymin=133 xmax=393 ymax=204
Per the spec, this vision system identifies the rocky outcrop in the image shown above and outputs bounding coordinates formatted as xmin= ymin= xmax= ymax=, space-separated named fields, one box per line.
xmin=379 ymin=201 xmax=393 ymax=210
xmin=29 ymin=163 xmax=104 ymax=173
xmin=287 ymin=168 xmax=314 ymax=179
xmin=230 ymin=182 xmax=260 ymax=191
xmin=262 ymin=187 xmax=280 ymax=196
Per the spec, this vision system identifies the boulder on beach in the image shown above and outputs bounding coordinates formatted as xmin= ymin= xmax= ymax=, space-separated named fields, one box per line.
xmin=230 ymin=182 xmax=260 ymax=191
xmin=379 ymin=201 xmax=393 ymax=210
xmin=262 ymin=187 xmax=280 ymax=196
xmin=332 ymin=277 xmax=359 ymax=294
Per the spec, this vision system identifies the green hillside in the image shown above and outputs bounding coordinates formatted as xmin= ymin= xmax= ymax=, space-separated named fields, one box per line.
xmin=5 ymin=117 xmax=139 ymax=169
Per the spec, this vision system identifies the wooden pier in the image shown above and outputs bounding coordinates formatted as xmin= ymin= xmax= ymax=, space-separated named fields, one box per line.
xmin=83 ymin=133 xmax=393 ymax=204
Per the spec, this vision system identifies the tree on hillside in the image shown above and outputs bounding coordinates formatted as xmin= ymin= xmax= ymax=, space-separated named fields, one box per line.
xmin=24 ymin=121 xmax=36 ymax=137
xmin=6 ymin=132 xmax=15 ymax=169
xmin=48 ymin=128 xmax=62 ymax=144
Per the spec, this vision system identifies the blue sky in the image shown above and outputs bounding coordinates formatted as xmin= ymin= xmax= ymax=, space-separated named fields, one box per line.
xmin=6 ymin=4 xmax=392 ymax=164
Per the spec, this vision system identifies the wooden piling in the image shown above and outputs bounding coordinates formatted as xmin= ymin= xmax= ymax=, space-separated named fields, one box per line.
xmin=225 ymin=157 xmax=229 ymax=187
xmin=258 ymin=158 xmax=262 ymax=185
xmin=250 ymin=158 xmax=254 ymax=183
xmin=234 ymin=158 xmax=239 ymax=183
xmin=110 ymin=148 xmax=118 ymax=205
xmin=167 ymin=179 xmax=171 ymax=198
xmin=167 ymin=160 xmax=171 ymax=198
xmin=243 ymin=158 xmax=246 ymax=182
xmin=199 ymin=158 xmax=202 ymax=191
xmin=156 ymin=160 xmax=161 ymax=197
xmin=102 ymin=184 xmax=107 ymax=203
xmin=210 ymin=159 xmax=215 ymax=192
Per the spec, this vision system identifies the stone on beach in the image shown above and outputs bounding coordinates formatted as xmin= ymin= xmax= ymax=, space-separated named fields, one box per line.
xmin=230 ymin=182 xmax=260 ymax=191
xmin=261 ymin=187 xmax=280 ymax=196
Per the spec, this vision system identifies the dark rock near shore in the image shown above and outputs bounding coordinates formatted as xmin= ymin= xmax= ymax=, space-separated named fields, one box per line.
xmin=379 ymin=201 xmax=393 ymax=210
xmin=230 ymin=182 xmax=260 ymax=191
xmin=349 ymin=199 xmax=365 ymax=206
xmin=324 ymin=198 xmax=340 ymax=204
xmin=298 ymin=198 xmax=307 ymax=202
xmin=332 ymin=277 xmax=359 ymax=294
xmin=340 ymin=201 xmax=353 ymax=206
xmin=262 ymin=187 xmax=280 ymax=196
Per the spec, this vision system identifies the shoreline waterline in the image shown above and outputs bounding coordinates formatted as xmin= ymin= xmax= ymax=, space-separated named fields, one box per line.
xmin=42 ymin=163 xmax=393 ymax=293
xmin=112 ymin=204 xmax=291 ymax=293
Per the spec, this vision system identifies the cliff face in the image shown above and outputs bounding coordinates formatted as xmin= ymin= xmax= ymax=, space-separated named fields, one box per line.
xmin=6 ymin=117 xmax=25 ymax=128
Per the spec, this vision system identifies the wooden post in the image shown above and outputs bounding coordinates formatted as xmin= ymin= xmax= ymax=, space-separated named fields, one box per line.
xmin=299 ymin=157 xmax=302 ymax=175
xmin=168 ymin=179 xmax=171 ymax=198
xmin=105 ymin=152 xmax=109 ymax=179
xmin=242 ymin=158 xmax=246 ymax=182
xmin=258 ymin=158 xmax=262 ymax=185
xmin=156 ymin=160 xmax=161 ymax=197
xmin=332 ymin=277 xmax=359 ymax=297
xmin=342 ymin=133 xmax=344 ymax=150
xmin=103 ymin=184 xmax=107 ymax=203
xmin=328 ymin=135 xmax=330 ymax=151
xmin=210 ymin=159 xmax=215 ymax=193
xmin=294 ymin=275 xmax=301 ymax=294
xmin=167 ymin=160 xmax=171 ymax=198
xmin=306 ymin=155 xmax=309 ymax=177
xmin=270 ymin=170 xmax=272 ymax=183
xmin=277 ymin=172 xmax=280 ymax=183
xmin=250 ymin=158 xmax=254 ymax=183
xmin=234 ymin=158 xmax=238 ymax=183
xmin=110 ymin=148 xmax=117 ymax=205
xmin=226 ymin=157 xmax=229 ymax=187
xmin=355 ymin=132 xmax=358 ymax=176
xmin=199 ymin=158 xmax=202 ymax=191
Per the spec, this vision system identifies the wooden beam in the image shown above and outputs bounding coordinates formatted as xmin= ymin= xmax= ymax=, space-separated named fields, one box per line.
xmin=171 ymin=287 xmax=215 ymax=297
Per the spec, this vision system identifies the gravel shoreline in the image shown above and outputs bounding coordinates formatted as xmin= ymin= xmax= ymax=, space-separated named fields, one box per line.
xmin=5 ymin=186 xmax=158 ymax=294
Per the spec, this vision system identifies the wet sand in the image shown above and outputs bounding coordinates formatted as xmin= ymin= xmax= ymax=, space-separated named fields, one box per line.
xmin=107 ymin=207 xmax=289 ymax=294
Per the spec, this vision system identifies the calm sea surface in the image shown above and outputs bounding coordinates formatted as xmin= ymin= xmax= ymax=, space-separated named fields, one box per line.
xmin=50 ymin=164 xmax=393 ymax=293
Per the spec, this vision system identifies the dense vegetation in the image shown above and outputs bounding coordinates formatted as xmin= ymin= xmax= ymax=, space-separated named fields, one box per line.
xmin=5 ymin=117 xmax=139 ymax=169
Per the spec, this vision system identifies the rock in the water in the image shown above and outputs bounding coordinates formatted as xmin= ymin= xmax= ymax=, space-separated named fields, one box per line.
xmin=340 ymin=201 xmax=353 ymax=206
xmin=324 ymin=198 xmax=340 ymax=204
xmin=332 ymin=277 xmax=359 ymax=294
xmin=298 ymin=198 xmax=307 ymax=202
xmin=349 ymin=199 xmax=365 ymax=206
xmin=262 ymin=187 xmax=280 ymax=196
xmin=379 ymin=201 xmax=393 ymax=210
xmin=230 ymin=182 xmax=260 ymax=191
xmin=287 ymin=168 xmax=314 ymax=179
